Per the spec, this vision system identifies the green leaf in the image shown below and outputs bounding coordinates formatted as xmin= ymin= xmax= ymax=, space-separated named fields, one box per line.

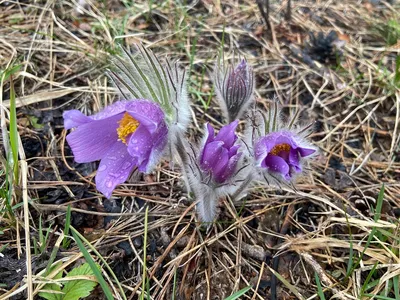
xmin=71 ymin=228 xmax=114 ymax=300
xmin=39 ymin=263 xmax=63 ymax=300
xmin=28 ymin=115 xmax=44 ymax=129
xmin=62 ymin=263 xmax=98 ymax=300
xmin=39 ymin=263 xmax=99 ymax=300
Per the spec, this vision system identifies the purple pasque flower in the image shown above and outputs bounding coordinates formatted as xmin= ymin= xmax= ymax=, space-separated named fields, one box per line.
xmin=64 ymin=100 xmax=168 ymax=198
xmin=214 ymin=58 xmax=254 ymax=122
xmin=255 ymin=130 xmax=316 ymax=180
xmin=200 ymin=120 xmax=242 ymax=183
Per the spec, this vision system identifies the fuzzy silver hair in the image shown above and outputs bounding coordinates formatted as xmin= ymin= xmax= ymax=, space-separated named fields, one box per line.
xmin=174 ymin=127 xmax=250 ymax=224
xmin=213 ymin=55 xmax=255 ymax=123
xmin=109 ymin=44 xmax=191 ymax=135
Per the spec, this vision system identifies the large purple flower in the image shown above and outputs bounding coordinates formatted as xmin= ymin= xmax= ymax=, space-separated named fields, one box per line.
xmin=255 ymin=131 xmax=316 ymax=180
xmin=200 ymin=121 xmax=242 ymax=183
xmin=64 ymin=100 xmax=168 ymax=198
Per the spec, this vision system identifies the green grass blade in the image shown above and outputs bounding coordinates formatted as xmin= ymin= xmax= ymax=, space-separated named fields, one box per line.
xmin=4 ymin=152 xmax=14 ymax=218
xmin=268 ymin=266 xmax=306 ymax=300
xmin=224 ymin=286 xmax=252 ymax=300
xmin=363 ymin=294 xmax=398 ymax=300
xmin=9 ymin=76 xmax=19 ymax=183
xmin=71 ymin=227 xmax=114 ymax=300
xmin=374 ymin=184 xmax=385 ymax=222
xmin=172 ymin=268 xmax=177 ymax=300
xmin=393 ymin=276 xmax=400 ymax=300
xmin=39 ymin=214 xmax=43 ymax=249
xmin=62 ymin=205 xmax=71 ymax=249
xmin=315 ymin=272 xmax=326 ymax=300
xmin=0 ymin=243 xmax=9 ymax=253
xmin=346 ymin=237 xmax=354 ymax=277
xmin=70 ymin=226 xmax=126 ymax=300
xmin=44 ymin=233 xmax=64 ymax=277
xmin=394 ymin=55 xmax=400 ymax=87
xmin=347 ymin=184 xmax=385 ymax=277
xmin=360 ymin=262 xmax=378 ymax=296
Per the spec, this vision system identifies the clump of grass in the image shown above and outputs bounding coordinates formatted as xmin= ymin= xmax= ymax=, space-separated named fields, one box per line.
xmin=374 ymin=19 xmax=400 ymax=46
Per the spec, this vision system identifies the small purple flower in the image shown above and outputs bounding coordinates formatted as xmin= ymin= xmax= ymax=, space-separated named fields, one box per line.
xmin=255 ymin=131 xmax=316 ymax=180
xmin=214 ymin=58 xmax=254 ymax=122
xmin=64 ymin=100 xmax=168 ymax=198
xmin=200 ymin=121 xmax=242 ymax=183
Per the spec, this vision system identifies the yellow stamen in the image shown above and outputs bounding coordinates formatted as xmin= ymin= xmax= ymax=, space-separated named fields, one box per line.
xmin=117 ymin=112 xmax=139 ymax=144
xmin=270 ymin=143 xmax=291 ymax=156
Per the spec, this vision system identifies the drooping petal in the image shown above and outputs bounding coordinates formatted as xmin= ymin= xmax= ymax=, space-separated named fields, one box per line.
xmin=63 ymin=110 xmax=92 ymax=130
xmin=95 ymin=141 xmax=136 ymax=198
xmin=262 ymin=155 xmax=290 ymax=177
xmin=215 ymin=120 xmax=239 ymax=148
xmin=66 ymin=114 xmax=123 ymax=163
xmin=298 ymin=147 xmax=316 ymax=157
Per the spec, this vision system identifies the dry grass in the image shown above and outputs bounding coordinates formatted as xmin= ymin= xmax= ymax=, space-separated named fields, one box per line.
xmin=0 ymin=0 xmax=400 ymax=299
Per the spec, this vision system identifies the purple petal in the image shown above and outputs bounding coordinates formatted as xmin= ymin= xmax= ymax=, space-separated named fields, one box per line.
xmin=274 ymin=133 xmax=298 ymax=149
xmin=95 ymin=141 xmax=136 ymax=198
xmin=228 ymin=144 xmax=240 ymax=157
xmin=233 ymin=60 xmax=248 ymax=80
xmin=90 ymin=101 xmax=128 ymax=121
xmin=235 ymin=59 xmax=247 ymax=71
xmin=216 ymin=152 xmax=242 ymax=183
xmin=262 ymin=155 xmax=290 ymax=177
xmin=298 ymin=147 xmax=316 ymax=157
xmin=200 ymin=141 xmax=224 ymax=170
xmin=126 ymin=125 xmax=153 ymax=172
xmin=289 ymin=148 xmax=302 ymax=172
xmin=212 ymin=148 xmax=229 ymax=180
xmin=63 ymin=110 xmax=92 ymax=130
xmin=215 ymin=120 xmax=239 ymax=148
xmin=144 ymin=124 xmax=168 ymax=173
xmin=66 ymin=114 xmax=122 ymax=163
xmin=255 ymin=135 xmax=277 ymax=159
xmin=205 ymin=123 xmax=215 ymax=145
xmin=125 ymin=100 xmax=165 ymax=134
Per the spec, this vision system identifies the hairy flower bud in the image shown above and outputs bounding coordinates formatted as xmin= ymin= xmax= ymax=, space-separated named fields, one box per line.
xmin=214 ymin=58 xmax=255 ymax=122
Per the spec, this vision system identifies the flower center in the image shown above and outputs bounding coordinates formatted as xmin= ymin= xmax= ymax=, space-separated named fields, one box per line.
xmin=270 ymin=143 xmax=291 ymax=156
xmin=117 ymin=112 xmax=139 ymax=144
